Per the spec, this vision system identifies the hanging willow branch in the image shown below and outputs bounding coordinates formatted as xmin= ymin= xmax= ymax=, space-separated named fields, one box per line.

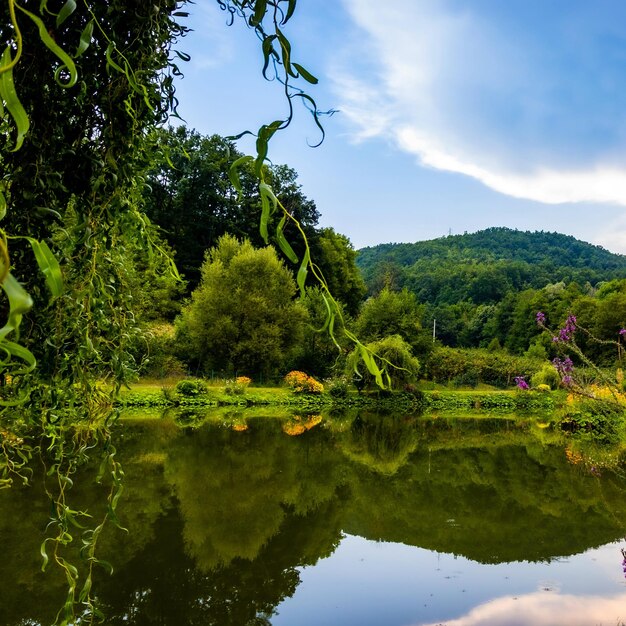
xmin=221 ymin=0 xmax=394 ymax=387
xmin=0 ymin=1 xmax=189 ymax=621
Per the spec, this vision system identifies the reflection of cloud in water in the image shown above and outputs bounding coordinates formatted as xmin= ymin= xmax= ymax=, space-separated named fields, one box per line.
xmin=418 ymin=592 xmax=626 ymax=626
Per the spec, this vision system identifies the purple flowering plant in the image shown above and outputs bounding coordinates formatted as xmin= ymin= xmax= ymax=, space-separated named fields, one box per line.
xmin=534 ymin=310 xmax=626 ymax=407
xmin=514 ymin=376 xmax=529 ymax=390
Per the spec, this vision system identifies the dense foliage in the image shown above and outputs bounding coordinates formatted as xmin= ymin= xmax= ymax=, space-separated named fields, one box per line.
xmin=176 ymin=235 xmax=306 ymax=379
xmin=358 ymin=228 xmax=626 ymax=299
xmin=2 ymin=1 xmax=188 ymax=402
xmin=357 ymin=229 xmax=626 ymax=360
xmin=143 ymin=126 xmax=366 ymax=312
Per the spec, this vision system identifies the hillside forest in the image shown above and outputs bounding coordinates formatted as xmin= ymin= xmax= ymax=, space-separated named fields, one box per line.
xmin=137 ymin=126 xmax=626 ymax=389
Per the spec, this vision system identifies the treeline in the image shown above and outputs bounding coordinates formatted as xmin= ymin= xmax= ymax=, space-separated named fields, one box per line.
xmin=142 ymin=126 xmax=365 ymax=314
xmin=358 ymin=228 xmax=626 ymax=300
xmin=357 ymin=229 xmax=626 ymax=363
xmin=135 ymin=127 xmax=626 ymax=388
xmin=135 ymin=126 xmax=371 ymax=382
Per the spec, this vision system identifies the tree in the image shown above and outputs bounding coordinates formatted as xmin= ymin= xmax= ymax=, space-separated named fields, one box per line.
xmin=355 ymin=288 xmax=423 ymax=347
xmin=310 ymin=227 xmax=366 ymax=316
xmin=144 ymin=126 xmax=320 ymax=288
xmin=176 ymin=235 xmax=306 ymax=379
xmin=1 ymin=1 xmax=189 ymax=399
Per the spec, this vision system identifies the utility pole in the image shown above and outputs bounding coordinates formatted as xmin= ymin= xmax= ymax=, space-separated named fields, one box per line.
xmin=432 ymin=318 xmax=436 ymax=342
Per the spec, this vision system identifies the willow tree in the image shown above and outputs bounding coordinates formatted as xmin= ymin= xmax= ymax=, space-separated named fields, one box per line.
xmin=0 ymin=1 xmax=188 ymax=407
xmin=0 ymin=1 xmax=193 ymax=620
xmin=0 ymin=1 xmax=342 ymax=619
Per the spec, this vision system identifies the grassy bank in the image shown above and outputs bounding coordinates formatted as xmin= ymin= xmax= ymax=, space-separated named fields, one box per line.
xmin=117 ymin=379 xmax=560 ymax=414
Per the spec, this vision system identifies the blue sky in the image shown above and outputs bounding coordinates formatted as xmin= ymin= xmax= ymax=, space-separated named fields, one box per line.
xmin=173 ymin=1 xmax=626 ymax=252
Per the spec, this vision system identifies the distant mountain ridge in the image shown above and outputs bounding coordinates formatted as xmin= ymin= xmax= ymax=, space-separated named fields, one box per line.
xmin=357 ymin=227 xmax=626 ymax=305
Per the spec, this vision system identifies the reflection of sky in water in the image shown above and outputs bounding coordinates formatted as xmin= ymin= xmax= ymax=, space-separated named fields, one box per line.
xmin=273 ymin=535 xmax=626 ymax=626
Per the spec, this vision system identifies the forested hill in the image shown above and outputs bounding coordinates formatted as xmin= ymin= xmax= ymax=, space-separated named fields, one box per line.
xmin=357 ymin=227 xmax=626 ymax=304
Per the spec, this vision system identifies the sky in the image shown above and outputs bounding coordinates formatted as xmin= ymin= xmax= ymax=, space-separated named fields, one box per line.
xmin=173 ymin=0 xmax=626 ymax=253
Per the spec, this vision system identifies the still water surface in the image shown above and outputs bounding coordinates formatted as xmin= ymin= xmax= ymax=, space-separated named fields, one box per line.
xmin=1 ymin=410 xmax=626 ymax=625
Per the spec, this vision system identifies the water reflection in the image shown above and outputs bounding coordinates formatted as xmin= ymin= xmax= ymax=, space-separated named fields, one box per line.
xmin=1 ymin=412 xmax=626 ymax=625
xmin=420 ymin=591 xmax=626 ymax=626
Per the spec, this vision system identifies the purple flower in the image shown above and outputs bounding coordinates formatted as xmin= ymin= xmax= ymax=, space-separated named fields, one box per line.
xmin=620 ymin=329 xmax=626 ymax=336
xmin=553 ymin=315 xmax=577 ymax=343
xmin=514 ymin=376 xmax=529 ymax=390
xmin=553 ymin=357 xmax=574 ymax=386
xmin=536 ymin=311 xmax=546 ymax=326
xmin=552 ymin=357 xmax=574 ymax=374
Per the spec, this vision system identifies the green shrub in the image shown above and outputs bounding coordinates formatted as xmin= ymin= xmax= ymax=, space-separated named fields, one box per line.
xmin=531 ymin=364 xmax=560 ymax=390
xmin=175 ymin=379 xmax=207 ymax=397
xmin=425 ymin=346 xmax=542 ymax=389
xmin=328 ymin=378 xmax=349 ymax=398
xmin=345 ymin=335 xmax=420 ymax=391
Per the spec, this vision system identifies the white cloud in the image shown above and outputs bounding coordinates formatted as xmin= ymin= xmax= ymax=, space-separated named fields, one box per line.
xmin=592 ymin=215 xmax=626 ymax=253
xmin=333 ymin=0 xmax=626 ymax=206
xmin=418 ymin=590 xmax=626 ymax=626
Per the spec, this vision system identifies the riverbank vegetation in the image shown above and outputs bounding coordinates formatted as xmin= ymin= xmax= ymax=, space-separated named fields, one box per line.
xmin=2 ymin=1 xmax=626 ymax=622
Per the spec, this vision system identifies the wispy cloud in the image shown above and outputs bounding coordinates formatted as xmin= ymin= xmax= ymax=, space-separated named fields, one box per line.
xmin=332 ymin=0 xmax=626 ymax=206
xmin=186 ymin=5 xmax=236 ymax=70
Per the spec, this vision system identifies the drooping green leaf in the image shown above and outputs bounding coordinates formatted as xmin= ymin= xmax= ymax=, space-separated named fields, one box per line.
xmin=276 ymin=214 xmax=298 ymax=263
xmin=0 ymin=273 xmax=33 ymax=341
xmin=78 ymin=575 xmax=92 ymax=603
xmin=276 ymin=27 xmax=296 ymax=78
xmin=259 ymin=182 xmax=278 ymax=243
xmin=26 ymin=238 xmax=64 ymax=297
xmin=359 ymin=344 xmax=384 ymax=388
xmin=292 ymin=62 xmax=318 ymax=84
xmin=75 ymin=20 xmax=94 ymax=58
xmin=254 ymin=120 xmax=284 ymax=176
xmin=40 ymin=538 xmax=52 ymax=571
xmin=283 ymin=0 xmax=297 ymax=24
xmin=297 ymin=247 xmax=310 ymax=297
xmin=261 ymin=35 xmax=278 ymax=78
xmin=228 ymin=155 xmax=253 ymax=194
xmin=56 ymin=0 xmax=76 ymax=27
xmin=17 ymin=5 xmax=78 ymax=88
xmin=95 ymin=559 xmax=114 ymax=575
xmin=0 ymin=189 xmax=6 ymax=221
xmin=251 ymin=0 xmax=267 ymax=26
xmin=0 ymin=47 xmax=30 ymax=151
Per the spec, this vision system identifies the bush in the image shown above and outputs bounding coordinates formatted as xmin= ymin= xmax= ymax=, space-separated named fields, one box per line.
xmin=175 ymin=379 xmax=207 ymax=397
xmin=328 ymin=378 xmax=349 ymax=398
xmin=284 ymin=371 xmax=324 ymax=393
xmin=345 ymin=335 xmax=420 ymax=391
xmin=531 ymin=364 xmax=560 ymax=390
xmin=425 ymin=346 xmax=542 ymax=389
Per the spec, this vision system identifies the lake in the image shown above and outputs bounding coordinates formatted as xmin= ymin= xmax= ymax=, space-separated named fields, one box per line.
xmin=1 ymin=410 xmax=626 ymax=625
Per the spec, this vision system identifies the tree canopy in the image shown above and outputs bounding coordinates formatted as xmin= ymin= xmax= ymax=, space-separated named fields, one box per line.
xmin=176 ymin=235 xmax=306 ymax=378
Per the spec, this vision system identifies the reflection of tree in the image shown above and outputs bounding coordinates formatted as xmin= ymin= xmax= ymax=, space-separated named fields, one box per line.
xmin=95 ymin=494 xmax=345 ymax=626
xmin=164 ymin=418 xmax=347 ymax=570
xmin=345 ymin=437 xmax=626 ymax=563
xmin=94 ymin=418 xmax=347 ymax=625
xmin=0 ymin=419 xmax=177 ymax=626
xmin=337 ymin=412 xmax=420 ymax=475
xmin=4 ymin=414 xmax=626 ymax=625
